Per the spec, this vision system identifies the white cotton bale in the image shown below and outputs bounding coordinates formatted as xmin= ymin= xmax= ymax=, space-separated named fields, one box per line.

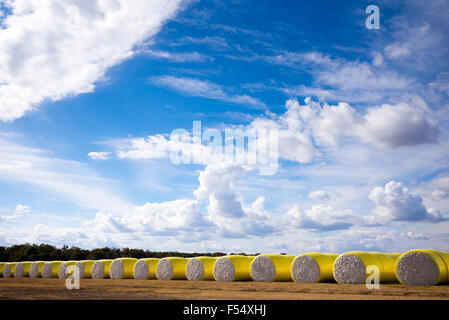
xmin=110 ymin=258 xmax=138 ymax=279
xmin=42 ymin=261 xmax=63 ymax=278
xmin=3 ymin=263 xmax=12 ymax=278
xmin=58 ymin=261 xmax=78 ymax=279
xmin=75 ymin=260 xmax=96 ymax=279
xmin=395 ymin=249 xmax=449 ymax=285
xmin=29 ymin=261 xmax=46 ymax=278
xmin=156 ymin=257 xmax=189 ymax=280
xmin=14 ymin=262 xmax=33 ymax=278
xmin=291 ymin=253 xmax=338 ymax=283
xmin=185 ymin=257 xmax=217 ymax=281
xmin=333 ymin=251 xmax=400 ymax=284
xmin=133 ymin=258 xmax=160 ymax=280
xmin=91 ymin=259 xmax=113 ymax=279
xmin=213 ymin=255 xmax=255 ymax=282
xmin=250 ymin=254 xmax=295 ymax=282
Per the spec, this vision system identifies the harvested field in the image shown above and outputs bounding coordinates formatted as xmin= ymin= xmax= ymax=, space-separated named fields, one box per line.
xmin=0 ymin=278 xmax=448 ymax=300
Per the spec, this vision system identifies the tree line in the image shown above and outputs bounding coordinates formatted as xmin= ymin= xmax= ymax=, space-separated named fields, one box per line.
xmin=0 ymin=243 xmax=258 ymax=262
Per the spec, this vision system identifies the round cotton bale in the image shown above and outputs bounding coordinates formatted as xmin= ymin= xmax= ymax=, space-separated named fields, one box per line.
xmin=250 ymin=254 xmax=295 ymax=282
xmin=29 ymin=261 xmax=46 ymax=278
xmin=42 ymin=261 xmax=63 ymax=278
xmin=74 ymin=260 xmax=96 ymax=279
xmin=58 ymin=261 xmax=78 ymax=279
xmin=133 ymin=258 xmax=160 ymax=280
xmin=395 ymin=249 xmax=449 ymax=285
xmin=14 ymin=262 xmax=33 ymax=278
xmin=91 ymin=259 xmax=114 ymax=279
xmin=214 ymin=255 xmax=255 ymax=282
xmin=333 ymin=251 xmax=400 ymax=284
xmin=156 ymin=257 xmax=189 ymax=280
xmin=186 ymin=257 xmax=218 ymax=281
xmin=0 ymin=262 xmax=5 ymax=277
xmin=291 ymin=253 xmax=339 ymax=283
xmin=109 ymin=258 xmax=138 ymax=279
xmin=3 ymin=262 xmax=17 ymax=278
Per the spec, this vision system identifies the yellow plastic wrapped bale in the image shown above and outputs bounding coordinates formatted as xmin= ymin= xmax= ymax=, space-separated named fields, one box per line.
xmin=186 ymin=257 xmax=218 ymax=281
xmin=133 ymin=258 xmax=160 ymax=280
xmin=3 ymin=262 xmax=17 ymax=278
xmin=58 ymin=261 xmax=78 ymax=279
xmin=29 ymin=261 xmax=46 ymax=278
xmin=214 ymin=255 xmax=255 ymax=282
xmin=156 ymin=257 xmax=189 ymax=280
xmin=92 ymin=259 xmax=114 ymax=279
xmin=291 ymin=253 xmax=339 ymax=283
xmin=42 ymin=261 xmax=63 ymax=278
xmin=0 ymin=262 xmax=5 ymax=277
xmin=110 ymin=258 xmax=138 ymax=279
xmin=250 ymin=254 xmax=295 ymax=282
xmin=14 ymin=262 xmax=33 ymax=278
xmin=395 ymin=249 xmax=449 ymax=285
xmin=333 ymin=251 xmax=400 ymax=284
xmin=75 ymin=260 xmax=96 ymax=279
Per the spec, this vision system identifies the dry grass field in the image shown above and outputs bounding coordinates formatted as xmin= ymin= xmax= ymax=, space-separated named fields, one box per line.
xmin=0 ymin=278 xmax=448 ymax=300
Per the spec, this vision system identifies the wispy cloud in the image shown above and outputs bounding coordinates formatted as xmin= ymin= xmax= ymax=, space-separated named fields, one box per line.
xmin=144 ymin=49 xmax=212 ymax=63
xmin=149 ymin=75 xmax=267 ymax=109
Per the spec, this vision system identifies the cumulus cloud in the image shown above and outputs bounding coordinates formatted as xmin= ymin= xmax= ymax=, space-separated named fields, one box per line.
xmin=194 ymin=164 xmax=246 ymax=218
xmin=0 ymin=0 xmax=185 ymax=121
xmin=1 ymin=204 xmax=30 ymax=222
xmin=367 ymin=181 xmax=443 ymax=223
xmin=284 ymin=205 xmax=355 ymax=232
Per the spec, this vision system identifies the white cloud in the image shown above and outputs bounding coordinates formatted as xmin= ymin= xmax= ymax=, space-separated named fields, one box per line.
xmin=308 ymin=190 xmax=330 ymax=202
xmin=284 ymin=205 xmax=355 ymax=232
xmin=384 ymin=42 xmax=410 ymax=58
xmin=0 ymin=137 xmax=133 ymax=214
xmin=149 ymin=75 xmax=267 ymax=109
xmin=194 ymin=164 xmax=246 ymax=218
xmin=88 ymin=151 xmax=111 ymax=161
xmin=1 ymin=204 xmax=30 ymax=222
xmin=144 ymin=49 xmax=211 ymax=62
xmin=0 ymin=0 xmax=185 ymax=121
xmin=279 ymin=51 xmax=413 ymax=103
xmin=367 ymin=181 xmax=443 ymax=223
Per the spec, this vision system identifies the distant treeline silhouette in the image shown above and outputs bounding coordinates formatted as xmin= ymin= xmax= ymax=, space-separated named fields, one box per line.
xmin=0 ymin=243 xmax=260 ymax=262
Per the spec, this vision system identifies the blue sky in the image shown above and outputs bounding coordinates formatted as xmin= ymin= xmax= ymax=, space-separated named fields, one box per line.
xmin=1 ymin=0 xmax=449 ymax=254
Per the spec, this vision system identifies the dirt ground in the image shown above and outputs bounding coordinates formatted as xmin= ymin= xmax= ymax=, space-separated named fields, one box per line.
xmin=0 ymin=278 xmax=448 ymax=300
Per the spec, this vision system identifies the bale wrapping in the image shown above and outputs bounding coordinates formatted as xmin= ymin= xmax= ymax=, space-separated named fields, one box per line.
xmin=0 ymin=262 xmax=5 ymax=277
xmin=214 ymin=255 xmax=255 ymax=282
xmin=3 ymin=262 xmax=17 ymax=278
xmin=333 ymin=251 xmax=400 ymax=284
xmin=109 ymin=258 xmax=137 ymax=279
xmin=133 ymin=258 xmax=160 ymax=280
xmin=75 ymin=260 xmax=96 ymax=279
xmin=92 ymin=259 xmax=114 ymax=279
xmin=250 ymin=254 xmax=295 ymax=282
xmin=395 ymin=249 xmax=449 ymax=285
xmin=156 ymin=257 xmax=189 ymax=280
xmin=14 ymin=262 xmax=33 ymax=278
xmin=58 ymin=261 xmax=78 ymax=279
xmin=186 ymin=257 xmax=218 ymax=281
xmin=291 ymin=253 xmax=339 ymax=283
xmin=29 ymin=261 xmax=46 ymax=278
xmin=42 ymin=261 xmax=63 ymax=278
